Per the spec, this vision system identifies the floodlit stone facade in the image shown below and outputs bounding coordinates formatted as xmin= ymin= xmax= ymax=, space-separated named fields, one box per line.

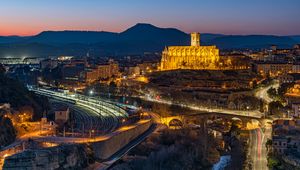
xmin=160 ymin=33 xmax=220 ymax=70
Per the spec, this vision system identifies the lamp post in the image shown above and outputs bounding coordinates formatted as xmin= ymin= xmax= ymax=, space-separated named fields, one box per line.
xmin=92 ymin=130 xmax=95 ymax=141
xmin=89 ymin=90 xmax=94 ymax=96
xmin=74 ymin=88 xmax=77 ymax=98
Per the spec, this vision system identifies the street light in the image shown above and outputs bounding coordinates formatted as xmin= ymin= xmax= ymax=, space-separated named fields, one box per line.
xmin=74 ymin=88 xmax=77 ymax=97
xmin=89 ymin=129 xmax=95 ymax=138
xmin=89 ymin=90 xmax=94 ymax=96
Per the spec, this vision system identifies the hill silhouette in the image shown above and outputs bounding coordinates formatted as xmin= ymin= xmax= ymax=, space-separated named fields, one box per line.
xmin=0 ymin=23 xmax=299 ymax=57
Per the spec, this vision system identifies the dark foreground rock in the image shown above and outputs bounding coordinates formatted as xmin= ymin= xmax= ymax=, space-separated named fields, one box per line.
xmin=0 ymin=115 xmax=16 ymax=148
xmin=3 ymin=144 xmax=95 ymax=170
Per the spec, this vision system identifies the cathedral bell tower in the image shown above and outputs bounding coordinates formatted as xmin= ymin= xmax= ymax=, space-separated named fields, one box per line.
xmin=191 ymin=32 xmax=200 ymax=47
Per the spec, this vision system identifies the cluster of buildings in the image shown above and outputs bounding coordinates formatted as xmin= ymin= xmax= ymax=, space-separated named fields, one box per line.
xmin=0 ymin=53 xmax=160 ymax=91
xmin=0 ymin=57 xmax=43 ymax=65
xmin=285 ymin=84 xmax=300 ymax=108
xmin=159 ymin=32 xmax=300 ymax=80
xmin=271 ymin=119 xmax=300 ymax=167
xmin=124 ymin=61 xmax=157 ymax=77
xmin=59 ymin=58 xmax=119 ymax=85
xmin=160 ymin=33 xmax=251 ymax=71
xmin=155 ymin=33 xmax=259 ymax=110
xmin=253 ymin=44 xmax=300 ymax=77
xmin=254 ymin=62 xmax=300 ymax=78
xmin=2 ymin=33 xmax=300 ymax=96
xmin=37 ymin=54 xmax=160 ymax=90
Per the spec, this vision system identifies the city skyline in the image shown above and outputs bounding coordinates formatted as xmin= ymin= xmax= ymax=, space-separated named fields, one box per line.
xmin=2 ymin=1 xmax=300 ymax=169
xmin=1 ymin=0 xmax=300 ymax=36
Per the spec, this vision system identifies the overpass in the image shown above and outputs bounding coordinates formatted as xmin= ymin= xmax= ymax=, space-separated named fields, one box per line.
xmin=159 ymin=112 xmax=267 ymax=130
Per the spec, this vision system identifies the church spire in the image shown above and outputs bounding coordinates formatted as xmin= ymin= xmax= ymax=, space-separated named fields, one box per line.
xmin=191 ymin=32 xmax=200 ymax=47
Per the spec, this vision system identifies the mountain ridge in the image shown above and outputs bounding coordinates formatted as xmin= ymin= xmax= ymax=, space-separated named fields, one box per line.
xmin=0 ymin=23 xmax=299 ymax=57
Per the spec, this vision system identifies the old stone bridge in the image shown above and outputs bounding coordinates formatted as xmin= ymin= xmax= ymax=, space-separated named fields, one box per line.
xmin=160 ymin=111 xmax=271 ymax=129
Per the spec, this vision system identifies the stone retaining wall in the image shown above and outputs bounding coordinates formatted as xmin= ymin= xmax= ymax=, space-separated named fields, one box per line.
xmin=91 ymin=120 xmax=152 ymax=160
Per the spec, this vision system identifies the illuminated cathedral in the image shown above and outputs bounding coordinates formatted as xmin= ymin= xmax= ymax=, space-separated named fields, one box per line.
xmin=160 ymin=33 xmax=220 ymax=70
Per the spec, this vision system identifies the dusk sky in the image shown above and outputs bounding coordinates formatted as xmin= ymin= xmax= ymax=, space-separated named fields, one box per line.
xmin=1 ymin=0 xmax=300 ymax=36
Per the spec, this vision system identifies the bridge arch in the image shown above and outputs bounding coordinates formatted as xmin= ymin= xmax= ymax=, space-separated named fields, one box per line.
xmin=169 ymin=119 xmax=183 ymax=128
xmin=160 ymin=116 xmax=184 ymax=128
xmin=245 ymin=119 xmax=260 ymax=130
xmin=231 ymin=117 xmax=242 ymax=121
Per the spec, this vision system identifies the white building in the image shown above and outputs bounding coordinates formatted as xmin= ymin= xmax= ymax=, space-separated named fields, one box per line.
xmin=292 ymin=103 xmax=300 ymax=118
xmin=55 ymin=106 xmax=70 ymax=124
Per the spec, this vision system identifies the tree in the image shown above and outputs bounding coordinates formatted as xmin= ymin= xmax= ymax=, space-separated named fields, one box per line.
xmin=268 ymin=101 xmax=284 ymax=116
xmin=278 ymin=82 xmax=295 ymax=96
xmin=267 ymin=87 xmax=277 ymax=98
xmin=0 ymin=72 xmax=49 ymax=120
xmin=0 ymin=64 xmax=5 ymax=74
xmin=268 ymin=155 xmax=280 ymax=169
xmin=266 ymin=139 xmax=272 ymax=151
xmin=0 ymin=115 xmax=17 ymax=147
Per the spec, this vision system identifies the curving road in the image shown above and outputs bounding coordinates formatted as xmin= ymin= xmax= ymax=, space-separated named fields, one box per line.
xmin=1 ymin=87 xmax=137 ymax=167
xmin=255 ymin=80 xmax=280 ymax=104
xmin=139 ymin=95 xmax=263 ymax=118
xmin=249 ymin=126 xmax=272 ymax=170
xmin=33 ymin=119 xmax=151 ymax=144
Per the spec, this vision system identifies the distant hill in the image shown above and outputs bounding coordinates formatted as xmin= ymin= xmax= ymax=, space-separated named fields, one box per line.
xmin=289 ymin=36 xmax=300 ymax=44
xmin=0 ymin=23 xmax=299 ymax=57
xmin=120 ymin=23 xmax=189 ymax=45
xmin=211 ymin=35 xmax=297 ymax=49
xmin=27 ymin=31 xmax=118 ymax=44
xmin=0 ymin=36 xmax=29 ymax=43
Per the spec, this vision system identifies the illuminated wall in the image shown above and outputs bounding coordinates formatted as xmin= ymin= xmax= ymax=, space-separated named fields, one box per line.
xmin=160 ymin=33 xmax=220 ymax=70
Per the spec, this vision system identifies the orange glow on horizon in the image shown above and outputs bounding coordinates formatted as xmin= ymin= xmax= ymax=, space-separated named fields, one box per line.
xmin=0 ymin=22 xmax=127 ymax=36
xmin=0 ymin=28 xmax=37 ymax=36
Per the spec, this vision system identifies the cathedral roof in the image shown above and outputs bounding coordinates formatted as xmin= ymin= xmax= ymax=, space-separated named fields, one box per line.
xmin=165 ymin=45 xmax=218 ymax=52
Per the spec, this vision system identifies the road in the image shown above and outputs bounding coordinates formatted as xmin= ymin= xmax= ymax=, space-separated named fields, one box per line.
xmin=93 ymin=123 xmax=157 ymax=170
xmin=249 ymin=126 xmax=272 ymax=170
xmin=139 ymin=95 xmax=263 ymax=118
xmin=0 ymin=119 xmax=152 ymax=170
xmin=1 ymin=87 xmax=135 ymax=169
xmin=255 ymin=80 xmax=280 ymax=104
xmin=31 ymin=119 xmax=151 ymax=144
xmin=139 ymin=82 xmax=280 ymax=170
xmin=134 ymin=80 xmax=281 ymax=119
xmin=0 ymin=129 xmax=52 ymax=169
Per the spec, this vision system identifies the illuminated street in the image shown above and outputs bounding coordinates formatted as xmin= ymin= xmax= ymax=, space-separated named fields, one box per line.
xmin=255 ymin=80 xmax=280 ymax=104
xmin=249 ymin=126 xmax=272 ymax=170
xmin=0 ymin=87 xmax=144 ymax=170
xmin=31 ymin=119 xmax=150 ymax=144
xmin=1 ymin=1 xmax=299 ymax=169
xmin=140 ymin=94 xmax=263 ymax=118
